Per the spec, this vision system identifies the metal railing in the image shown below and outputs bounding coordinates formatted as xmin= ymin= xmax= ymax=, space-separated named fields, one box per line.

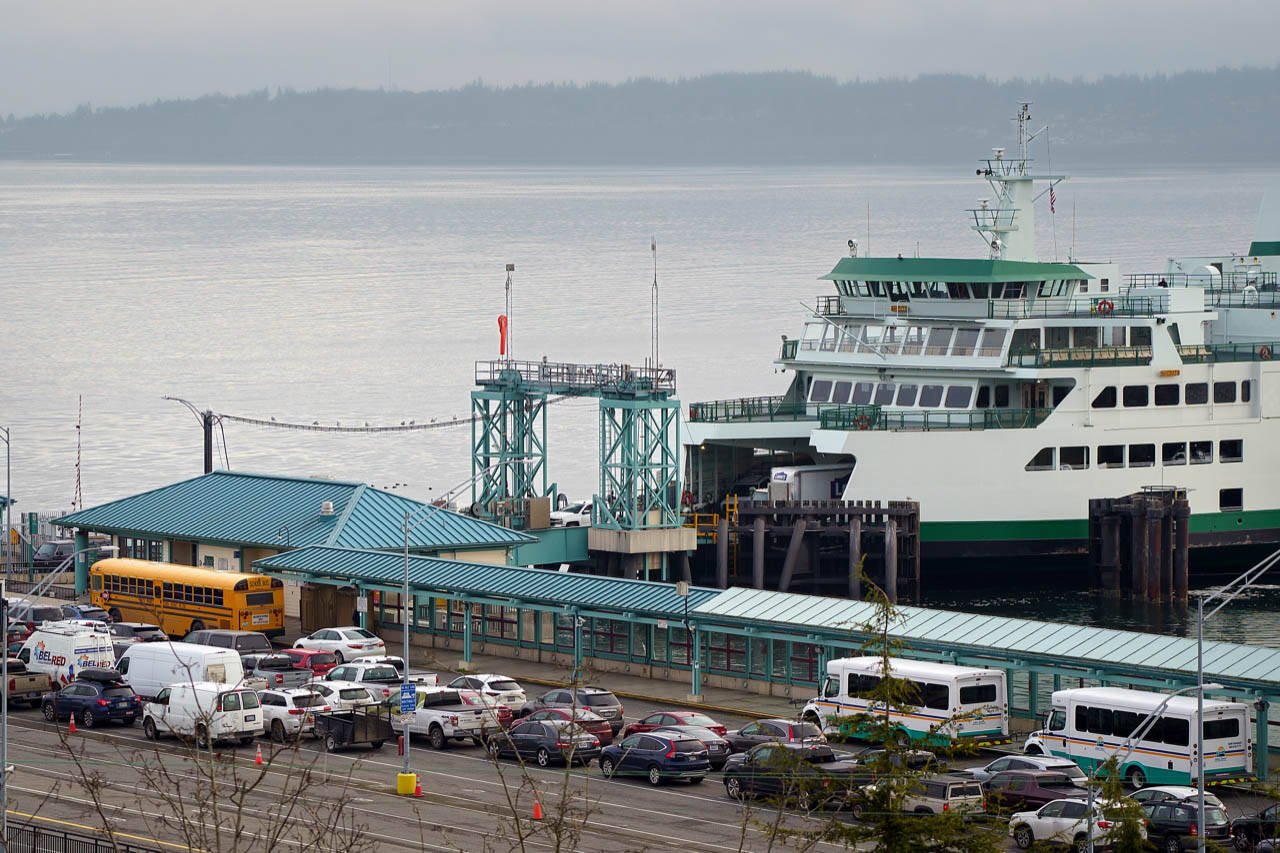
xmin=1007 ymin=346 xmax=1152 ymax=368
xmin=4 ymin=577 xmax=76 ymax=599
xmin=688 ymin=396 xmax=809 ymax=423
xmin=988 ymin=295 xmax=1159 ymax=319
xmin=819 ymin=405 xmax=1052 ymax=431
xmin=1127 ymin=271 xmax=1277 ymax=290
xmin=6 ymin=822 xmax=165 ymax=852
xmin=1206 ymin=289 xmax=1280 ymax=308
xmin=780 ymin=339 xmax=799 ymax=360
xmin=474 ymin=359 xmax=676 ymax=395
xmin=814 ymin=295 xmax=842 ymax=315
xmin=1178 ymin=341 xmax=1280 ymax=364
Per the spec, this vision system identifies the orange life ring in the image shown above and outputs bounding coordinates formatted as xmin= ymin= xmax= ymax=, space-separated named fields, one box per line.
xmin=681 ymin=490 xmax=695 ymax=506
xmin=1261 ymin=346 xmax=1273 ymax=361
xmin=1097 ymin=299 xmax=1114 ymax=316
xmin=856 ymin=415 xmax=871 ymax=431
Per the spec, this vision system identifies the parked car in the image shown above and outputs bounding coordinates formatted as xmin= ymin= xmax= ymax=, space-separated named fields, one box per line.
xmin=1230 ymin=803 xmax=1280 ymax=852
xmin=293 ymin=627 xmax=386 ymax=663
xmin=41 ymin=669 xmax=141 ymax=728
xmin=31 ymin=538 xmax=111 ymax=570
xmin=599 ymin=732 xmax=710 ymax=786
xmin=9 ymin=603 xmax=66 ymax=633
xmin=724 ymin=718 xmax=825 ymax=753
xmin=623 ymin=710 xmax=727 ymax=738
xmin=1008 ymin=798 xmax=1146 ymax=850
xmin=258 ymin=687 xmax=331 ymax=742
xmin=1127 ymin=785 xmax=1226 ymax=812
xmin=549 ymin=501 xmax=591 ymax=527
xmin=60 ymin=603 xmax=110 ymax=623
xmin=981 ymin=769 xmax=1085 ymax=813
xmin=520 ymin=686 xmax=624 ymax=735
xmin=650 ymin=725 xmax=733 ymax=770
xmin=965 ymin=753 xmax=1088 ymax=783
xmin=107 ymin=622 xmax=168 ymax=643
xmin=525 ymin=707 xmax=614 ymax=746
xmin=19 ymin=621 xmax=115 ymax=684
xmin=117 ymin=642 xmax=246 ymax=700
xmin=723 ymin=742 xmax=861 ymax=810
xmin=898 ymin=773 xmax=986 ymax=817
xmin=847 ymin=747 xmax=938 ymax=780
xmin=485 ymin=718 xmax=601 ymax=767
xmin=389 ymin=686 xmax=500 ymax=749
xmin=280 ymin=648 xmax=337 ymax=676
xmin=1141 ymin=799 xmax=1231 ymax=851
xmin=6 ymin=657 xmax=54 ymax=708
xmin=250 ymin=653 xmax=315 ymax=689
xmin=142 ymin=682 xmax=264 ymax=746
xmin=446 ymin=673 xmax=526 ymax=710
xmin=324 ymin=661 xmax=402 ymax=700
xmin=308 ymin=680 xmax=382 ymax=711
xmin=457 ymin=689 xmax=514 ymax=728
xmin=182 ymin=629 xmax=273 ymax=659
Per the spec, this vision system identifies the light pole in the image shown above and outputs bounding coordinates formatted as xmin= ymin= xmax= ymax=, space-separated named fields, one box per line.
xmin=1 ymin=426 xmax=11 ymax=577
xmin=1083 ymin=681 xmax=1222 ymax=853
xmin=1193 ymin=546 xmax=1280 ymax=853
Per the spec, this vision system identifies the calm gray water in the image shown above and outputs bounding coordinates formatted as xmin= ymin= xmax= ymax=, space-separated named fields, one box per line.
xmin=2 ymin=161 xmax=1278 ymax=639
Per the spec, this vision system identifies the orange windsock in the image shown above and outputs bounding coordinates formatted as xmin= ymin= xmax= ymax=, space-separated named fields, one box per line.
xmin=498 ymin=314 xmax=509 ymax=355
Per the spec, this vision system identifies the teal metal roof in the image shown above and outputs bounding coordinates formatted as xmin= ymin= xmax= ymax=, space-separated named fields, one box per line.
xmin=55 ymin=471 xmax=534 ymax=552
xmin=0 ymin=495 xmax=12 ymax=509
xmin=254 ymin=545 xmax=720 ymax=617
xmin=692 ymin=587 xmax=1280 ymax=692
xmin=821 ymin=257 xmax=1093 ymax=283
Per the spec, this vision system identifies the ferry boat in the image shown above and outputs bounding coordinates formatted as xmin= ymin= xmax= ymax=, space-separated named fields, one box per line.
xmin=684 ymin=105 xmax=1280 ymax=560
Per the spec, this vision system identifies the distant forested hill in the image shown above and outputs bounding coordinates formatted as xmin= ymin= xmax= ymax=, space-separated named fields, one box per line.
xmin=1 ymin=68 xmax=1276 ymax=164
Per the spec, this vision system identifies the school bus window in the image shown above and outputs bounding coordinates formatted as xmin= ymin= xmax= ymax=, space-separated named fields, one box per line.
xmin=214 ymin=589 xmax=224 ymax=606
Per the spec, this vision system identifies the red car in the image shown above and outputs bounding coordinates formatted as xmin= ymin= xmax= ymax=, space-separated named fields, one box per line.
xmin=458 ymin=690 xmax=514 ymax=728
xmin=623 ymin=710 xmax=727 ymax=738
xmin=281 ymin=648 xmax=338 ymax=675
xmin=525 ymin=707 xmax=614 ymax=745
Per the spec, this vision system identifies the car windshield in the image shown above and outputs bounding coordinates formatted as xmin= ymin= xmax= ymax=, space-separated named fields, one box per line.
xmin=580 ymin=693 xmax=616 ymax=707
xmin=1205 ymin=806 xmax=1229 ymax=825
xmin=564 ymin=502 xmax=586 ymax=513
xmin=488 ymin=679 xmax=521 ymax=692
xmin=339 ymin=688 xmax=370 ymax=700
xmin=102 ymin=686 xmax=134 ymax=698
xmin=33 ymin=606 xmax=62 ymax=621
xmin=802 ymin=748 xmax=838 ymax=763
xmin=308 ymin=653 xmax=337 ymax=666
xmin=350 ymin=629 xmax=378 ymax=640
xmin=80 ymin=607 xmax=109 ymax=619
xmin=258 ymin=657 xmax=293 ymax=670
xmin=135 ymin=626 xmax=166 ymax=640
xmin=684 ymin=713 xmax=717 ymax=727
xmin=363 ymin=666 xmax=398 ymax=681
xmin=292 ymin=693 xmax=326 ymax=708
xmin=955 ymin=783 xmax=983 ymax=797
xmin=672 ymin=739 xmax=704 ymax=753
xmin=234 ymin=635 xmax=272 ymax=653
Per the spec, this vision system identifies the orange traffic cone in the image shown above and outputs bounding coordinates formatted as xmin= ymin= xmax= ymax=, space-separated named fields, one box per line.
xmin=413 ymin=780 xmax=423 ymax=798
xmin=531 ymin=800 xmax=543 ymax=821
xmin=255 ymin=743 xmax=263 ymax=766
xmin=69 ymin=716 xmax=76 ymax=735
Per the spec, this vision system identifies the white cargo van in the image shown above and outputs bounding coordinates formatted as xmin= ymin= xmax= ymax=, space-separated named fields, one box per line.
xmin=18 ymin=622 xmax=115 ymax=684
xmin=117 ymin=643 xmax=246 ymax=700
xmin=142 ymin=681 xmax=264 ymax=746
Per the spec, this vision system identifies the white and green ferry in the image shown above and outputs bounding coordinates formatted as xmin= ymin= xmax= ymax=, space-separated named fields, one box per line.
xmin=685 ymin=105 xmax=1280 ymax=559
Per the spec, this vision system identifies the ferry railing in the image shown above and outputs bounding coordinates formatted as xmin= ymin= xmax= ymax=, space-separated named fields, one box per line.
xmin=474 ymin=359 xmax=677 ymax=395
xmin=1177 ymin=341 xmax=1280 ymax=364
xmin=818 ymin=405 xmax=1052 ymax=431
xmin=814 ymin=295 xmax=843 ymax=315
xmin=780 ymin=338 xmax=799 ymax=360
xmin=988 ymin=295 xmax=1159 ymax=320
xmin=688 ymin=396 xmax=810 ymax=423
xmin=1206 ymin=289 xmax=1280 ymax=308
xmin=1127 ymin=271 xmax=1277 ymax=290
xmin=1006 ymin=346 xmax=1152 ymax=368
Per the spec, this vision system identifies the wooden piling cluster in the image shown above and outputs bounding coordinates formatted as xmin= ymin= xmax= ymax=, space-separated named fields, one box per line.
xmin=718 ymin=499 xmax=920 ymax=602
xmin=1088 ymin=487 xmax=1190 ymax=600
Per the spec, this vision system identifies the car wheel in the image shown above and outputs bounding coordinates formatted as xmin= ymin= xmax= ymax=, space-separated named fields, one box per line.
xmin=333 ymin=651 xmax=345 ymax=664
xmin=239 ymin=735 xmax=254 ymax=746
xmin=725 ymin=777 xmax=745 ymax=801
xmin=42 ymin=702 xmax=56 ymax=722
xmin=486 ymin=739 xmax=503 ymax=759
xmin=647 ymin=764 xmax=663 ymax=787
xmin=600 ymin=757 xmax=616 ymax=778
xmin=1234 ymin=833 xmax=1255 ymax=852
xmin=1163 ymin=836 xmax=1182 ymax=853
xmin=109 ymin=608 xmax=123 ymax=623
xmin=324 ymin=733 xmax=338 ymax=753
xmin=271 ymin=720 xmax=286 ymax=743
xmin=849 ymin=803 xmax=865 ymax=821
xmin=123 ymin=716 xmax=137 ymax=727
xmin=796 ymin=791 xmax=813 ymax=812
xmin=1127 ymin=765 xmax=1147 ymax=789
xmin=1012 ymin=825 xmax=1034 ymax=850
xmin=428 ymin=725 xmax=446 ymax=750
xmin=893 ymin=729 xmax=911 ymax=748
xmin=80 ymin=709 xmax=96 ymax=729
xmin=370 ymin=740 xmax=383 ymax=750
xmin=688 ymin=776 xmax=704 ymax=785
xmin=1071 ymin=833 xmax=1087 ymax=852
xmin=536 ymin=747 xmax=551 ymax=767
xmin=143 ymin=718 xmax=157 ymax=740
xmin=913 ymin=807 xmax=932 ymax=815
xmin=190 ymin=620 xmax=205 ymax=634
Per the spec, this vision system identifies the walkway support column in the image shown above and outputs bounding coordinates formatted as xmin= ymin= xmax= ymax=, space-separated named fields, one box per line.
xmin=688 ymin=624 xmax=703 ymax=702
xmin=848 ymin=516 xmax=862 ymax=599
xmin=73 ymin=530 xmax=89 ymax=594
xmin=884 ymin=518 xmax=899 ymax=604
xmin=1131 ymin=506 xmax=1148 ymax=597
xmin=778 ymin=519 xmax=807 ymax=593
xmin=1173 ymin=503 xmax=1190 ymax=599
xmin=715 ymin=516 xmax=729 ymax=588
xmin=461 ymin=597 xmax=473 ymax=665
xmin=680 ymin=551 xmax=692 ymax=585
xmin=1147 ymin=508 xmax=1163 ymax=601
xmin=752 ymin=517 xmax=766 ymax=590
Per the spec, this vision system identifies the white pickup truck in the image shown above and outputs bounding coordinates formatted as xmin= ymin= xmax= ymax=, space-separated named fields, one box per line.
xmin=391 ymin=686 xmax=501 ymax=749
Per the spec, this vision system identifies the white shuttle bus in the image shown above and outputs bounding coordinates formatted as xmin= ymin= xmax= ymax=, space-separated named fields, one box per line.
xmin=1023 ymin=687 xmax=1252 ymax=787
xmin=801 ymin=656 xmax=1009 ymax=745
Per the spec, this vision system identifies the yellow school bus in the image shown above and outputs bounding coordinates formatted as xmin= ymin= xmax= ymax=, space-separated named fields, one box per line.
xmin=89 ymin=558 xmax=285 ymax=638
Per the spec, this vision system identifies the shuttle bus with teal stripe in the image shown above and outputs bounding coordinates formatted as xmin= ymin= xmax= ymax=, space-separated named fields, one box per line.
xmin=801 ymin=656 xmax=1009 ymax=746
xmin=1023 ymin=687 xmax=1252 ymax=788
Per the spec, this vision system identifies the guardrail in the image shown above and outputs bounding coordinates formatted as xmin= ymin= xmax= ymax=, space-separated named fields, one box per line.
xmin=1178 ymin=341 xmax=1280 ymax=364
xmin=988 ymin=295 xmax=1159 ymax=319
xmin=779 ymin=339 xmax=799 ymax=360
xmin=688 ymin=396 xmax=809 ymax=423
xmin=474 ymin=359 xmax=676 ymax=395
xmin=819 ymin=405 xmax=1052 ymax=431
xmin=1127 ymin=271 xmax=1277 ymax=290
xmin=7 ymin=822 xmax=165 ymax=853
xmin=1007 ymin=346 xmax=1152 ymax=368
xmin=5 ymin=576 xmax=77 ymax=599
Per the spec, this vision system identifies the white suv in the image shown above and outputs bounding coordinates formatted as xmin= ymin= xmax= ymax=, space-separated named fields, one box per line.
xmin=293 ymin=627 xmax=387 ymax=662
xmin=1009 ymin=798 xmax=1146 ymax=850
xmin=446 ymin=673 xmax=526 ymax=710
xmin=259 ymin=687 xmax=331 ymax=741
xmin=309 ymin=680 xmax=382 ymax=711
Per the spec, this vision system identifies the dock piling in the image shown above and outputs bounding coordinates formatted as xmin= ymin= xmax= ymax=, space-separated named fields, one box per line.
xmin=848 ymin=516 xmax=862 ymax=599
xmin=752 ymin=517 xmax=766 ymax=590
xmin=778 ymin=519 xmax=807 ymax=593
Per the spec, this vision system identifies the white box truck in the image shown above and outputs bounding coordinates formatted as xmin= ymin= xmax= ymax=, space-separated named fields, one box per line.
xmin=754 ymin=464 xmax=854 ymax=503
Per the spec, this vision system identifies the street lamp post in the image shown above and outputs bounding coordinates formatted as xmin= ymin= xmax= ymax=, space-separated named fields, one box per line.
xmin=1 ymin=426 xmax=11 ymax=577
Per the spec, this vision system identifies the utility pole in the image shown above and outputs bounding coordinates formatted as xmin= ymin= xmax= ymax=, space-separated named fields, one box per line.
xmin=203 ymin=411 xmax=214 ymax=474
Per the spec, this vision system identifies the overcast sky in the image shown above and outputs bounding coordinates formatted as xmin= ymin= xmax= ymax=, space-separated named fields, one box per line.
xmin=4 ymin=0 xmax=1278 ymax=117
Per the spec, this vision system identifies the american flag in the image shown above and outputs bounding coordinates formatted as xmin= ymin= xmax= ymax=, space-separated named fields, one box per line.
xmin=1049 ymin=185 xmax=1056 ymax=214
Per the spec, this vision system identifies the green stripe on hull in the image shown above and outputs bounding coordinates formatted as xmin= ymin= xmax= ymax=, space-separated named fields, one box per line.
xmin=1247 ymin=241 xmax=1280 ymax=256
xmin=921 ymin=509 xmax=1280 ymax=543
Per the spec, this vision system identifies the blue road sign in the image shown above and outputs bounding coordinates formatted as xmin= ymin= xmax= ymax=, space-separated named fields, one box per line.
xmin=400 ymin=684 xmax=416 ymax=714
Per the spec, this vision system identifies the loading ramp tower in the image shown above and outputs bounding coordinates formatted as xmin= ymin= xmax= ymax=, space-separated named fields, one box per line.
xmin=472 ymin=358 xmax=695 ymax=577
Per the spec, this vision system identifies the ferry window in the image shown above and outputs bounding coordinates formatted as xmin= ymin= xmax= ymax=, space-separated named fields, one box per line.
xmin=868 ymin=281 xmax=886 ymax=297
xmin=1213 ymin=382 xmax=1236 ymax=404
xmin=854 ymin=282 xmax=870 ymax=297
xmin=1110 ymin=327 xmax=1126 ymax=347
xmin=852 ymin=382 xmax=874 ymax=405
xmin=901 ymin=327 xmax=925 ymax=355
xmin=947 ymin=282 xmax=969 ymax=299
xmin=959 ymin=684 xmax=997 ymax=705
xmin=1025 ymin=447 xmax=1055 ymax=472
xmin=1220 ymin=488 xmax=1243 ymax=512
xmin=1003 ymin=282 xmax=1024 ymax=299
xmin=820 ymin=324 xmax=839 ymax=351
xmin=975 ymin=386 xmax=991 ymax=409
xmin=1130 ymin=327 xmax=1152 ymax=347
xmin=895 ymin=384 xmax=918 ymax=406
xmin=944 ymin=385 xmax=973 ymax=408
xmin=978 ymin=328 xmax=1008 ymax=356
xmin=874 ymin=383 xmax=896 ymax=405
xmin=1059 ymin=446 xmax=1088 ymax=470
xmin=831 ymin=381 xmax=852 ymax=404
xmin=1097 ymin=445 xmax=1124 ymax=469
xmin=919 ymin=385 xmax=944 ymax=407
xmin=970 ymin=282 xmax=989 ymax=299
xmin=1072 ymin=327 xmax=1098 ymax=348
xmin=1010 ymin=328 xmax=1040 ymax=353
xmin=1122 ymin=385 xmax=1149 ymax=407
xmin=910 ymin=281 xmax=927 ymax=298
xmin=880 ymin=327 xmax=902 ymax=354
xmin=838 ymin=324 xmax=861 ymax=352
xmin=1079 ymin=281 xmax=1088 ymax=294
xmin=990 ymin=283 xmax=1004 ymax=299
xmin=1091 ymin=387 xmax=1117 ymax=408
xmin=1162 ymin=442 xmax=1187 ymax=466
xmin=1191 ymin=441 xmax=1212 ymax=464
xmin=1242 ymin=380 xmax=1252 ymax=402
xmin=1185 ymin=383 xmax=1208 ymax=404
xmin=951 ymin=328 xmax=979 ymax=356
xmin=1052 ymin=385 xmax=1071 ymax=407
xmin=1129 ymin=444 xmax=1156 ymax=468
xmin=1038 ymin=281 xmax=1054 ymax=297
xmin=1154 ymin=384 xmax=1180 ymax=406
xmin=1204 ymin=718 xmax=1240 ymax=740
xmin=1046 ymin=327 xmax=1070 ymax=349
xmin=1168 ymin=322 xmax=1182 ymax=346
xmin=808 ymin=380 xmax=833 ymax=403
xmin=925 ymin=327 xmax=953 ymax=355
xmin=928 ymin=281 xmax=949 ymax=299
xmin=1100 ymin=278 xmax=1110 ymax=293
xmin=1220 ymin=439 xmax=1243 ymax=462
xmin=994 ymin=385 xmax=1010 ymax=407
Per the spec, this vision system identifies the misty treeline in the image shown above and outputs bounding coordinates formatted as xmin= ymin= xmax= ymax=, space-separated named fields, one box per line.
xmin=1 ymin=67 xmax=1276 ymax=165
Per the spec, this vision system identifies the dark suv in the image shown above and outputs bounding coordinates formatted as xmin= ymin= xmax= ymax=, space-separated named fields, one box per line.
xmin=41 ymin=669 xmax=141 ymax=728
xmin=1141 ymin=800 xmax=1230 ymax=850
xmin=183 ymin=629 xmax=273 ymax=658
xmin=32 ymin=539 xmax=111 ymax=570
xmin=520 ymin=686 xmax=624 ymax=734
